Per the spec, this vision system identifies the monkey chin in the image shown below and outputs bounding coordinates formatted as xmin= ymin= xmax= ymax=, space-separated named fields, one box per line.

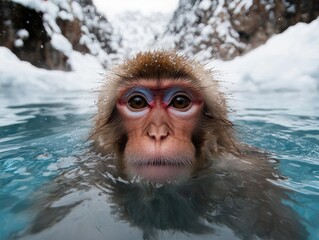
xmin=123 ymin=155 xmax=195 ymax=183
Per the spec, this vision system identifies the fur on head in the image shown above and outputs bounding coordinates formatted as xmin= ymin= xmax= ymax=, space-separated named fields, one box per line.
xmin=91 ymin=51 xmax=239 ymax=162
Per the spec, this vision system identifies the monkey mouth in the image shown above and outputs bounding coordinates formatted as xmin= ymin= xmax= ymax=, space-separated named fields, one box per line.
xmin=134 ymin=159 xmax=188 ymax=167
xmin=125 ymin=156 xmax=194 ymax=182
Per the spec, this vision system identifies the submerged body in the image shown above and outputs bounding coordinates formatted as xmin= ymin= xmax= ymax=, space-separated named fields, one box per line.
xmin=17 ymin=151 xmax=306 ymax=240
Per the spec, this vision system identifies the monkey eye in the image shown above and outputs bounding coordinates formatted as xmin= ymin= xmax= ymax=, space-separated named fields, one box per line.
xmin=127 ymin=95 xmax=148 ymax=110
xmin=170 ymin=95 xmax=192 ymax=110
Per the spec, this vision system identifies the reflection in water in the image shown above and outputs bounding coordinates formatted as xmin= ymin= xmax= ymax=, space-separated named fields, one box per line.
xmin=17 ymin=151 xmax=306 ymax=240
xmin=2 ymin=92 xmax=317 ymax=239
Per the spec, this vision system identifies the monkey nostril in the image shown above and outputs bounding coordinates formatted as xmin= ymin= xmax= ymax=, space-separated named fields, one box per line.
xmin=160 ymin=131 xmax=168 ymax=141
xmin=147 ymin=129 xmax=169 ymax=141
xmin=147 ymin=132 xmax=156 ymax=140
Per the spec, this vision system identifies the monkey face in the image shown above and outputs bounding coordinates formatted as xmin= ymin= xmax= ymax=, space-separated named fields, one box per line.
xmin=92 ymin=51 xmax=236 ymax=183
xmin=116 ymin=79 xmax=204 ymax=182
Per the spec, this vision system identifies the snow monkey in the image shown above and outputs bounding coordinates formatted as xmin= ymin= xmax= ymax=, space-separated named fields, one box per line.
xmin=20 ymin=51 xmax=307 ymax=240
xmin=91 ymin=51 xmax=266 ymax=182
xmin=87 ymin=52 xmax=307 ymax=239
xmin=90 ymin=50 xmax=240 ymax=182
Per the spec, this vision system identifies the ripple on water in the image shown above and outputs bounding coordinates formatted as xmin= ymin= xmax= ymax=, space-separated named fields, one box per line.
xmin=1 ymin=92 xmax=319 ymax=239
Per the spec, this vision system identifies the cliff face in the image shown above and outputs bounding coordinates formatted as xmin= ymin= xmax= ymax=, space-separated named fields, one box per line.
xmin=162 ymin=0 xmax=319 ymax=61
xmin=0 ymin=0 xmax=116 ymax=71
xmin=1 ymin=0 xmax=318 ymax=69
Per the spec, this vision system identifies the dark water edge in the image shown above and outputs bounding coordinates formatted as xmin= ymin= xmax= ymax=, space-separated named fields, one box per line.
xmin=1 ymin=91 xmax=318 ymax=240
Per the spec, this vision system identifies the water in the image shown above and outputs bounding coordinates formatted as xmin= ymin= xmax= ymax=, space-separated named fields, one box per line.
xmin=0 ymin=90 xmax=318 ymax=240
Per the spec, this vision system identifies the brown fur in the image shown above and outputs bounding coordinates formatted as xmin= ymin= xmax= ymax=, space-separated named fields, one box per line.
xmin=91 ymin=51 xmax=239 ymax=164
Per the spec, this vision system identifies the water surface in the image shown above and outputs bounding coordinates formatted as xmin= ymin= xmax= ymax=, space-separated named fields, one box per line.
xmin=0 ymin=90 xmax=318 ymax=239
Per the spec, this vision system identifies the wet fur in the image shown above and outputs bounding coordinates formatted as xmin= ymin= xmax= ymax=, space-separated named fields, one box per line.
xmin=91 ymin=51 xmax=238 ymax=164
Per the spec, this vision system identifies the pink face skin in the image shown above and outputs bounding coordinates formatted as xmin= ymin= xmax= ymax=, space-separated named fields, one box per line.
xmin=116 ymin=79 xmax=204 ymax=182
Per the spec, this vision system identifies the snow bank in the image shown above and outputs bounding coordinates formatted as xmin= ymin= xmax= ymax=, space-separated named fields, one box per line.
xmin=214 ymin=18 xmax=319 ymax=93
xmin=0 ymin=47 xmax=104 ymax=104
xmin=0 ymin=47 xmax=103 ymax=91
xmin=1 ymin=17 xmax=318 ymax=106
xmin=0 ymin=47 xmax=106 ymax=126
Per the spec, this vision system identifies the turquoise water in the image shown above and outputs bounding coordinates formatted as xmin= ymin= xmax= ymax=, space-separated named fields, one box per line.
xmin=231 ymin=91 xmax=319 ymax=240
xmin=0 ymin=91 xmax=318 ymax=239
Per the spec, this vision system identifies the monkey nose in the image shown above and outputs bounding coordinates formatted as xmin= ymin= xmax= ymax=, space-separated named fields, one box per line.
xmin=147 ymin=124 xmax=169 ymax=141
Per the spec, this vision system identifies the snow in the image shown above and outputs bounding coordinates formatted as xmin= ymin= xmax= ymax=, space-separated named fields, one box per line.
xmin=233 ymin=0 xmax=253 ymax=14
xmin=12 ymin=0 xmax=44 ymax=10
xmin=51 ymin=33 xmax=72 ymax=56
xmin=10 ymin=0 xmax=114 ymax=69
xmin=43 ymin=12 xmax=61 ymax=34
xmin=12 ymin=0 xmax=69 ymax=18
xmin=16 ymin=29 xmax=29 ymax=39
xmin=198 ymin=0 xmax=211 ymax=11
xmin=58 ymin=10 xmax=74 ymax=21
xmin=0 ymin=46 xmax=104 ymax=127
xmin=93 ymin=0 xmax=179 ymax=21
xmin=0 ymin=8 xmax=318 ymax=125
xmin=213 ymin=18 xmax=319 ymax=93
xmin=0 ymin=46 xmax=103 ymax=101
xmin=71 ymin=1 xmax=83 ymax=21
xmin=111 ymin=11 xmax=172 ymax=57
xmin=162 ymin=0 xmax=248 ymax=61
xmin=14 ymin=39 xmax=24 ymax=48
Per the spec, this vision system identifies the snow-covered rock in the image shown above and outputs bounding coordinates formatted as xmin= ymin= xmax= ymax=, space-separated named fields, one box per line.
xmin=162 ymin=0 xmax=318 ymax=62
xmin=0 ymin=0 xmax=117 ymax=70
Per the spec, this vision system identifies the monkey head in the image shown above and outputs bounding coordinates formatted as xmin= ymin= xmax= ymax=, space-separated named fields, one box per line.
xmin=91 ymin=51 xmax=237 ymax=182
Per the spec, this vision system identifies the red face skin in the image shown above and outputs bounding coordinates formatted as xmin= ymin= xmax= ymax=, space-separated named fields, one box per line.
xmin=116 ymin=79 xmax=204 ymax=182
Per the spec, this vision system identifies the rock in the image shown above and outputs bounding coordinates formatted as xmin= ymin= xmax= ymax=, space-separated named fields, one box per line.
xmin=0 ymin=0 xmax=116 ymax=71
xmin=0 ymin=1 xmax=69 ymax=70
xmin=162 ymin=0 xmax=319 ymax=62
